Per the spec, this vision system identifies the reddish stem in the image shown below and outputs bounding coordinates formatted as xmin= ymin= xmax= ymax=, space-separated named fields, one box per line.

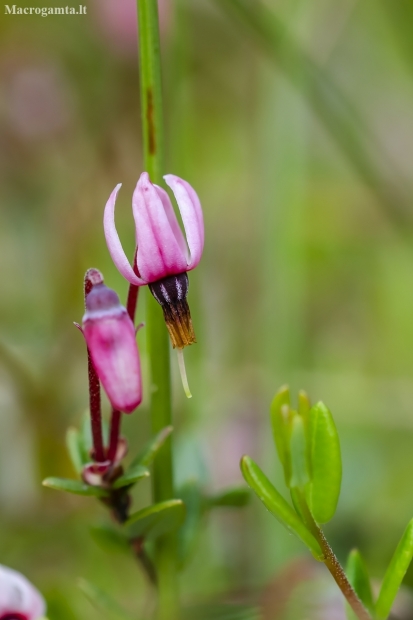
xmin=127 ymin=283 xmax=139 ymax=322
xmin=84 ymin=269 xmax=106 ymax=463
xmin=108 ymin=408 xmax=122 ymax=463
xmin=87 ymin=349 xmax=106 ymax=462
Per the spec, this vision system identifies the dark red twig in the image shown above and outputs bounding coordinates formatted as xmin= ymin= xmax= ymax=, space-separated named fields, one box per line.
xmin=107 ymin=408 xmax=122 ymax=463
xmin=127 ymin=284 xmax=139 ymax=323
xmin=87 ymin=349 xmax=106 ymax=462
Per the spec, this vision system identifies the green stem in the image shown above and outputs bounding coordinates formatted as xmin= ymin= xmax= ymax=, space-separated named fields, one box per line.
xmin=136 ymin=1 xmax=178 ymax=618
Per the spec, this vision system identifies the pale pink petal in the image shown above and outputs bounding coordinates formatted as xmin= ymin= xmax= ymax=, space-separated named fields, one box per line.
xmin=164 ymin=174 xmax=204 ymax=270
xmin=132 ymin=172 xmax=187 ymax=282
xmin=154 ymin=185 xmax=189 ymax=262
xmin=84 ymin=314 xmax=142 ymax=413
xmin=0 ymin=565 xmax=46 ymax=619
xmin=103 ymin=184 xmax=146 ymax=286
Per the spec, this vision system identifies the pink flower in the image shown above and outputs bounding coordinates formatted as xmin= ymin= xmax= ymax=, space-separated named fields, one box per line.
xmin=82 ymin=282 xmax=142 ymax=413
xmin=0 ymin=565 xmax=46 ymax=620
xmin=104 ymin=172 xmax=204 ymax=352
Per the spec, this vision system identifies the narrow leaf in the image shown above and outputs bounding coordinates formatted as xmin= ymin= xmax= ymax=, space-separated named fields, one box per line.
xmin=112 ymin=464 xmax=150 ymax=489
xmin=42 ymin=477 xmax=108 ymax=498
xmin=270 ymin=386 xmax=292 ymax=484
xmin=240 ymin=456 xmax=323 ymax=560
xmin=66 ymin=427 xmax=85 ymax=474
xmin=178 ymin=481 xmax=203 ymax=567
xmin=346 ymin=549 xmax=374 ymax=619
xmin=129 ymin=426 xmax=173 ymax=468
xmin=90 ymin=525 xmax=130 ymax=554
xmin=306 ymin=402 xmax=342 ymax=523
xmin=125 ymin=499 xmax=186 ymax=541
xmin=208 ymin=487 xmax=251 ymax=508
xmin=216 ymin=0 xmax=411 ymax=228
xmin=375 ymin=519 xmax=413 ymax=620
xmin=78 ymin=579 xmax=136 ymax=620
xmin=289 ymin=415 xmax=310 ymax=489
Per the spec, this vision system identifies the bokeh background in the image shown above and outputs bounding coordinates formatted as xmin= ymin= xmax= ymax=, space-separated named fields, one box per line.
xmin=1 ymin=0 xmax=413 ymax=618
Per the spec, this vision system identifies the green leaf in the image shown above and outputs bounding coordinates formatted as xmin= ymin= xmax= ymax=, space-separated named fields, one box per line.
xmin=208 ymin=487 xmax=251 ymax=508
xmin=42 ymin=477 xmax=108 ymax=498
xmin=270 ymin=385 xmax=293 ymax=484
xmin=129 ymin=426 xmax=173 ymax=468
xmin=298 ymin=390 xmax=311 ymax=419
xmin=178 ymin=481 xmax=204 ymax=567
xmin=306 ymin=402 xmax=342 ymax=523
xmin=78 ymin=579 xmax=136 ymax=620
xmin=289 ymin=415 xmax=310 ymax=489
xmin=240 ymin=456 xmax=323 ymax=561
xmin=375 ymin=518 xmax=413 ymax=620
xmin=111 ymin=464 xmax=150 ymax=489
xmin=66 ymin=427 xmax=85 ymax=474
xmin=346 ymin=549 xmax=374 ymax=619
xmin=90 ymin=525 xmax=130 ymax=554
xmin=80 ymin=412 xmax=93 ymax=462
xmin=125 ymin=500 xmax=186 ymax=541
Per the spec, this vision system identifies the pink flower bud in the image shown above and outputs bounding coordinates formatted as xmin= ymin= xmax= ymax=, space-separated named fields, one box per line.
xmin=0 ymin=565 xmax=46 ymax=620
xmin=82 ymin=283 xmax=142 ymax=413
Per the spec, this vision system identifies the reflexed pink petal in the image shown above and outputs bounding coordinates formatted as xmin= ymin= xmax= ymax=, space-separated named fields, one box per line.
xmin=164 ymin=174 xmax=204 ymax=270
xmin=103 ymin=184 xmax=146 ymax=286
xmin=154 ymin=185 xmax=189 ymax=262
xmin=83 ymin=285 xmax=142 ymax=414
xmin=0 ymin=565 xmax=46 ymax=620
xmin=132 ymin=172 xmax=187 ymax=282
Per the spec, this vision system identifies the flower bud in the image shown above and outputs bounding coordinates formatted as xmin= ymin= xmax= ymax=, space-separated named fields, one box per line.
xmin=0 ymin=564 xmax=46 ymax=620
xmin=82 ymin=283 xmax=142 ymax=413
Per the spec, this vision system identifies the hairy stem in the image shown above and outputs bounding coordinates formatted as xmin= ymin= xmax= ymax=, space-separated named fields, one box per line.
xmin=316 ymin=527 xmax=372 ymax=620
xmin=293 ymin=491 xmax=372 ymax=620
xmin=87 ymin=350 xmax=105 ymax=463
xmin=84 ymin=270 xmax=105 ymax=463
xmin=107 ymin=409 xmax=122 ymax=463
xmin=136 ymin=0 xmax=177 ymax=617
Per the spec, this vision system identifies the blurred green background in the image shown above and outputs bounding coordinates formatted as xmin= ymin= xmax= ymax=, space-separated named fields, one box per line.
xmin=1 ymin=0 xmax=413 ymax=617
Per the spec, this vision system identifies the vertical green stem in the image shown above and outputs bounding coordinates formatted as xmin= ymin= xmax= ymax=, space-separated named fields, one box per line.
xmin=136 ymin=1 xmax=178 ymax=617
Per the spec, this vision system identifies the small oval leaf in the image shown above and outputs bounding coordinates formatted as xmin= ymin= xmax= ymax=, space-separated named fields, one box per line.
xmin=240 ymin=456 xmax=323 ymax=561
xmin=112 ymin=464 xmax=150 ymax=489
xmin=125 ymin=499 xmax=186 ymax=541
xmin=346 ymin=549 xmax=374 ymax=618
xmin=306 ymin=402 xmax=342 ymax=523
xmin=42 ymin=477 xmax=109 ymax=498
xmin=375 ymin=519 xmax=413 ymax=620
xmin=270 ymin=386 xmax=292 ymax=484
xmin=208 ymin=487 xmax=251 ymax=508
xmin=289 ymin=415 xmax=310 ymax=489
